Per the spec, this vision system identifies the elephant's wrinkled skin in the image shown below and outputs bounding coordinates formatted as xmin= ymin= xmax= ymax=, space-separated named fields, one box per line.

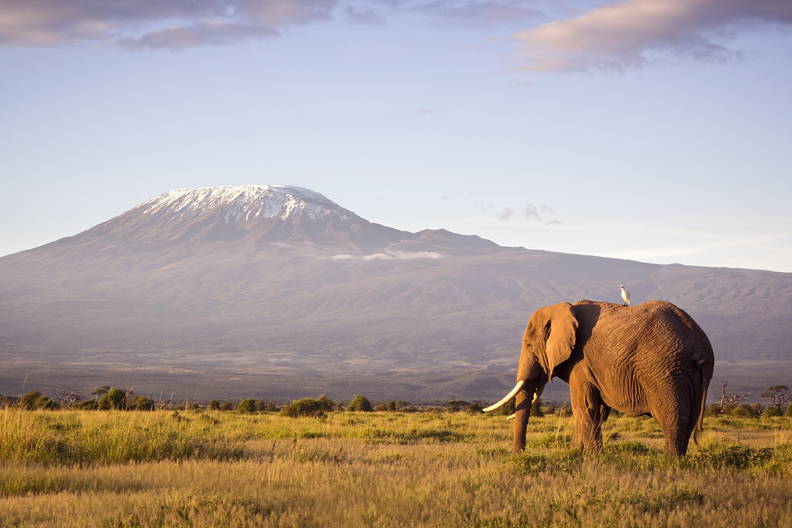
xmin=499 ymin=300 xmax=714 ymax=456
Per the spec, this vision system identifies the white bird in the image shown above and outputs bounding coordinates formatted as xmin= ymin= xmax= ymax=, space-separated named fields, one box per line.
xmin=620 ymin=284 xmax=631 ymax=306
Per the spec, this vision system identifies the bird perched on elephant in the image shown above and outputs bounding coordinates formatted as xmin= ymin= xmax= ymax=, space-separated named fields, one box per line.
xmin=484 ymin=300 xmax=714 ymax=456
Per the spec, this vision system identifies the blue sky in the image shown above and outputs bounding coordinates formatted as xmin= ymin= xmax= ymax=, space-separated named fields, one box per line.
xmin=1 ymin=0 xmax=791 ymax=271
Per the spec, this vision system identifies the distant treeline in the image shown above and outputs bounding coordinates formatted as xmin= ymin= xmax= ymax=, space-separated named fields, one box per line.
xmin=3 ymin=385 xmax=790 ymax=418
xmin=0 ymin=388 xmax=542 ymax=417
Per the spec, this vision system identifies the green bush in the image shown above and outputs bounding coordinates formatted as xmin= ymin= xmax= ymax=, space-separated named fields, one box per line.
xmin=786 ymin=405 xmax=792 ymax=417
xmin=730 ymin=404 xmax=758 ymax=418
xmin=281 ymin=395 xmax=337 ymax=417
xmin=129 ymin=396 xmax=155 ymax=411
xmin=374 ymin=400 xmax=397 ymax=412
xmin=98 ymin=388 xmax=127 ymax=410
xmin=208 ymin=400 xmax=220 ymax=410
xmin=18 ymin=391 xmax=58 ymax=410
xmin=443 ymin=400 xmax=482 ymax=412
xmin=236 ymin=399 xmax=258 ymax=413
xmin=347 ymin=394 xmax=373 ymax=412
xmin=762 ymin=406 xmax=782 ymax=418
xmin=255 ymin=400 xmax=278 ymax=412
xmin=704 ymin=403 xmax=723 ymax=417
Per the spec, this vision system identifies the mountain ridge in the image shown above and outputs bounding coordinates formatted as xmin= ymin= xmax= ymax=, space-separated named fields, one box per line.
xmin=1 ymin=185 xmax=790 ymax=399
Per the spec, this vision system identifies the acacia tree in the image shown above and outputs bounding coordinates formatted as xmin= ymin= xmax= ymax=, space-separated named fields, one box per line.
xmin=57 ymin=390 xmax=82 ymax=409
xmin=718 ymin=381 xmax=750 ymax=412
xmin=760 ymin=385 xmax=790 ymax=410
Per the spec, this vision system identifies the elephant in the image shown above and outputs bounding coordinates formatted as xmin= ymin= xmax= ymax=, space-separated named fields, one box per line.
xmin=484 ymin=300 xmax=714 ymax=456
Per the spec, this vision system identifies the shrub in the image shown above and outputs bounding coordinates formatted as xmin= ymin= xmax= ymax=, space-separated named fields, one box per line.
xmin=219 ymin=401 xmax=234 ymax=411
xmin=98 ymin=388 xmax=127 ymax=410
xmin=18 ymin=391 xmax=58 ymax=410
xmin=731 ymin=404 xmax=758 ymax=418
xmin=374 ymin=400 xmax=397 ymax=412
xmin=255 ymin=400 xmax=278 ymax=412
xmin=281 ymin=395 xmax=337 ymax=417
xmin=443 ymin=400 xmax=482 ymax=412
xmin=762 ymin=406 xmax=782 ymax=418
xmin=208 ymin=400 xmax=220 ymax=410
xmin=374 ymin=400 xmax=412 ymax=412
xmin=236 ymin=399 xmax=258 ymax=413
xmin=129 ymin=396 xmax=155 ymax=411
xmin=704 ymin=403 xmax=723 ymax=417
xmin=347 ymin=394 xmax=373 ymax=412
xmin=786 ymin=405 xmax=792 ymax=417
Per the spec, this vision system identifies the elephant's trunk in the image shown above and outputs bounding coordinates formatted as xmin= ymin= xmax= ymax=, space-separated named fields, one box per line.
xmin=513 ymin=388 xmax=532 ymax=451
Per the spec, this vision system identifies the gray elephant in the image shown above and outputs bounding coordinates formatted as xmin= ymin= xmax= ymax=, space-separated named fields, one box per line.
xmin=484 ymin=300 xmax=714 ymax=456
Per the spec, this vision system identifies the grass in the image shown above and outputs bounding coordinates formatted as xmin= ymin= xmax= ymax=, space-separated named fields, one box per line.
xmin=0 ymin=408 xmax=790 ymax=527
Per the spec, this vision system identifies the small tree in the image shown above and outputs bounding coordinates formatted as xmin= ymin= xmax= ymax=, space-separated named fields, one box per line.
xmin=730 ymin=403 xmax=758 ymax=418
xmin=762 ymin=406 xmax=782 ymax=418
xmin=98 ymin=387 xmax=126 ymax=410
xmin=129 ymin=396 xmax=155 ymax=410
xmin=19 ymin=390 xmax=58 ymax=410
xmin=57 ymin=390 xmax=82 ymax=409
xmin=347 ymin=394 xmax=373 ymax=412
xmin=760 ymin=385 xmax=790 ymax=410
xmin=236 ymin=399 xmax=258 ymax=413
xmin=281 ymin=395 xmax=337 ymax=417
xmin=718 ymin=381 xmax=750 ymax=413
xmin=255 ymin=400 xmax=277 ymax=412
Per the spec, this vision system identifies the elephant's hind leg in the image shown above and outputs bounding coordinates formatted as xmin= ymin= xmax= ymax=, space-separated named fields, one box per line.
xmin=649 ymin=382 xmax=696 ymax=456
xmin=570 ymin=380 xmax=607 ymax=451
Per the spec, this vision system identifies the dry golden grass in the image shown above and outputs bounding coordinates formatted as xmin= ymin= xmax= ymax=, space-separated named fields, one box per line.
xmin=1 ymin=408 xmax=790 ymax=527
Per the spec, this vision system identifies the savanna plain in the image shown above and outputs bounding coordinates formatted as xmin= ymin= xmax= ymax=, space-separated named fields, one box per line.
xmin=1 ymin=407 xmax=791 ymax=528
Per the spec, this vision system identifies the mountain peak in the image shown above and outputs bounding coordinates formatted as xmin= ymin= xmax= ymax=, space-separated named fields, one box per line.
xmin=140 ymin=185 xmax=351 ymax=225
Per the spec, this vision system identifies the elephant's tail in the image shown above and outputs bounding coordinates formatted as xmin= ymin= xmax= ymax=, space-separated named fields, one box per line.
xmin=692 ymin=360 xmax=713 ymax=447
xmin=692 ymin=386 xmax=707 ymax=446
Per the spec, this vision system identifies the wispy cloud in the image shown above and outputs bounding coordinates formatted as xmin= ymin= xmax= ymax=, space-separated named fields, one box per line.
xmin=495 ymin=207 xmax=514 ymax=221
xmin=481 ymin=202 xmax=560 ymax=225
xmin=0 ymin=0 xmax=337 ymax=49
xmin=408 ymin=1 xmax=543 ymax=27
xmin=513 ymin=0 xmax=792 ymax=72
xmin=344 ymin=5 xmax=387 ymax=25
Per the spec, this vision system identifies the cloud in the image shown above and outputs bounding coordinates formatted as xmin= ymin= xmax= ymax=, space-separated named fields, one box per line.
xmin=482 ymin=202 xmax=560 ymax=225
xmin=344 ymin=5 xmax=387 ymax=25
xmin=513 ymin=0 xmax=792 ymax=72
xmin=332 ymin=251 xmax=444 ymax=261
xmin=409 ymin=1 xmax=543 ymax=27
xmin=0 ymin=0 xmax=338 ymax=49
xmin=495 ymin=207 xmax=514 ymax=221
xmin=118 ymin=23 xmax=279 ymax=50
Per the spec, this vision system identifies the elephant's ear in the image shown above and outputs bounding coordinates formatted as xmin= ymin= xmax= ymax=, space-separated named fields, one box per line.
xmin=535 ymin=302 xmax=578 ymax=380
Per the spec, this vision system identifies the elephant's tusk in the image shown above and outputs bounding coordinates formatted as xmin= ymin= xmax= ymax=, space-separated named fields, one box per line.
xmin=506 ymin=413 xmax=515 ymax=420
xmin=482 ymin=380 xmax=525 ymax=412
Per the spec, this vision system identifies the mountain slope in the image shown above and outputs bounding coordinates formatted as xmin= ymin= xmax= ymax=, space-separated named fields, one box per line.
xmin=0 ymin=185 xmax=790 ymax=399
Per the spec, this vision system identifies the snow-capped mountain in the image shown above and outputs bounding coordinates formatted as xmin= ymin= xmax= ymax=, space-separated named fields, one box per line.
xmin=30 ymin=185 xmax=495 ymax=256
xmin=0 ymin=185 xmax=790 ymax=400
xmin=140 ymin=185 xmax=357 ymax=224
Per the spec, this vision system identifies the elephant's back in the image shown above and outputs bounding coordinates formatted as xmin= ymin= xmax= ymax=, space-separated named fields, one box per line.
xmin=574 ymin=299 xmax=713 ymax=358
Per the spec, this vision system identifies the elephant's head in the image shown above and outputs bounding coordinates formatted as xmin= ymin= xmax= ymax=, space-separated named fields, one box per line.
xmin=483 ymin=302 xmax=578 ymax=451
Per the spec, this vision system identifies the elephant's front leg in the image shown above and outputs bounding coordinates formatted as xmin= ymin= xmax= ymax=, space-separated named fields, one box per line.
xmin=569 ymin=380 xmax=606 ymax=451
